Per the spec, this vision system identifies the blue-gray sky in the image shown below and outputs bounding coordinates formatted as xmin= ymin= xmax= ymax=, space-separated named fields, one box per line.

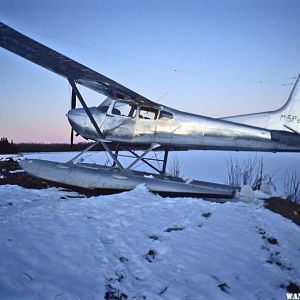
xmin=0 ymin=0 xmax=299 ymax=142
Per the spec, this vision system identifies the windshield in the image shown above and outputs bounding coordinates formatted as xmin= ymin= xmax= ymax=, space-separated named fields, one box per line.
xmin=98 ymin=98 xmax=112 ymax=113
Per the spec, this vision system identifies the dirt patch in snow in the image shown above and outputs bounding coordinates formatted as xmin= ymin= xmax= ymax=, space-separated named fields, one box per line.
xmin=0 ymin=158 xmax=49 ymax=190
xmin=287 ymin=282 xmax=300 ymax=293
xmin=265 ymin=197 xmax=300 ymax=226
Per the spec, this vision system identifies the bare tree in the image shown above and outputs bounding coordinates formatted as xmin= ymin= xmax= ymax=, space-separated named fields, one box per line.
xmin=245 ymin=156 xmax=264 ymax=190
xmin=169 ymin=155 xmax=181 ymax=177
xmin=284 ymin=171 xmax=300 ymax=203
xmin=224 ymin=154 xmax=276 ymax=190
xmin=225 ymin=155 xmax=242 ymax=187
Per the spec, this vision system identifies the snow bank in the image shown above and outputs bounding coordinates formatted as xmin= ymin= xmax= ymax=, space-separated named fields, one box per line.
xmin=0 ymin=185 xmax=299 ymax=299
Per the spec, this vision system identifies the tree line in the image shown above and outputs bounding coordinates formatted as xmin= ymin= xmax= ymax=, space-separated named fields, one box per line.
xmin=0 ymin=137 xmax=94 ymax=154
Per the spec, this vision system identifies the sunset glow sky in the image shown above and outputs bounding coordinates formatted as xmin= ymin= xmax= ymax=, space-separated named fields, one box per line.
xmin=0 ymin=0 xmax=300 ymax=143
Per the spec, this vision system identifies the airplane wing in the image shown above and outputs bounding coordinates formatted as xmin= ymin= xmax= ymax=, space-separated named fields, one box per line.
xmin=0 ymin=22 xmax=158 ymax=107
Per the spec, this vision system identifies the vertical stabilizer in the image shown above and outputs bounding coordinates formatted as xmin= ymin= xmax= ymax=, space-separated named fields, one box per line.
xmin=222 ymin=73 xmax=300 ymax=133
xmin=278 ymin=73 xmax=300 ymax=133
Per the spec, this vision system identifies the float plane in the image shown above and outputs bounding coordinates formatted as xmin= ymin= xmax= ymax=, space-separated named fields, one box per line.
xmin=0 ymin=22 xmax=299 ymax=198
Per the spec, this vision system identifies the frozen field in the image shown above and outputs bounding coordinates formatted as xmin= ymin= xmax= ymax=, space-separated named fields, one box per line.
xmin=0 ymin=152 xmax=299 ymax=299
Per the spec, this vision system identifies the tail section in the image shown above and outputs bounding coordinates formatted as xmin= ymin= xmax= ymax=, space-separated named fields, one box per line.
xmin=278 ymin=73 xmax=300 ymax=133
xmin=222 ymin=73 xmax=300 ymax=133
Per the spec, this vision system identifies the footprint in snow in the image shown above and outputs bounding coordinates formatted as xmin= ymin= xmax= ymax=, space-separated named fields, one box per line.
xmin=143 ymin=249 xmax=157 ymax=263
xmin=104 ymin=272 xmax=128 ymax=300
xmin=202 ymin=212 xmax=211 ymax=218
xmin=104 ymin=285 xmax=127 ymax=300
xmin=256 ymin=226 xmax=279 ymax=245
xmin=147 ymin=226 xmax=184 ymax=242
xmin=148 ymin=234 xmax=161 ymax=241
xmin=159 ymin=285 xmax=168 ymax=296
xmin=257 ymin=227 xmax=292 ymax=271
xmin=218 ymin=282 xmax=230 ymax=294
xmin=265 ymin=255 xmax=292 ymax=271
xmin=119 ymin=256 xmax=129 ymax=263
xmin=164 ymin=226 xmax=184 ymax=233
xmin=267 ymin=237 xmax=278 ymax=245
xmin=212 ymin=276 xmax=231 ymax=294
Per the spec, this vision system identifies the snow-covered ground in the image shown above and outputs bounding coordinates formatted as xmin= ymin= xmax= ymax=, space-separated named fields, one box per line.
xmin=0 ymin=184 xmax=299 ymax=299
xmin=0 ymin=152 xmax=299 ymax=299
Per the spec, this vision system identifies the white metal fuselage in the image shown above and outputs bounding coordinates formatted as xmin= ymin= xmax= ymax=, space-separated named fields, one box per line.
xmin=67 ymin=99 xmax=300 ymax=153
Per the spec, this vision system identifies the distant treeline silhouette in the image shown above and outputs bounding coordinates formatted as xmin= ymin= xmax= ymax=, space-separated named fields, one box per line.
xmin=0 ymin=137 xmax=18 ymax=154
xmin=0 ymin=137 xmax=94 ymax=154
xmin=0 ymin=137 xmax=178 ymax=154
xmin=16 ymin=142 xmax=93 ymax=153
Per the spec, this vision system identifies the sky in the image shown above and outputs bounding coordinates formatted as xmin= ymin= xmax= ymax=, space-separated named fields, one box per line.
xmin=0 ymin=0 xmax=300 ymax=143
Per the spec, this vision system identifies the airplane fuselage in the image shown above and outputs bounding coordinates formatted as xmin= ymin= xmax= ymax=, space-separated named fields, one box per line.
xmin=67 ymin=100 xmax=300 ymax=152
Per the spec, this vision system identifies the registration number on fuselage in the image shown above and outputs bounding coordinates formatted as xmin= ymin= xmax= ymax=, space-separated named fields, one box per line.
xmin=280 ymin=114 xmax=300 ymax=123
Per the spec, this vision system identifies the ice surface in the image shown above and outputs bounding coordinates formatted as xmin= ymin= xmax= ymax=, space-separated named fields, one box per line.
xmin=0 ymin=184 xmax=299 ymax=299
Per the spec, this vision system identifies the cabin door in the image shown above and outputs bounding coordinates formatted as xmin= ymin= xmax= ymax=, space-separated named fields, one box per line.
xmin=134 ymin=107 xmax=158 ymax=138
xmin=100 ymin=101 xmax=137 ymax=140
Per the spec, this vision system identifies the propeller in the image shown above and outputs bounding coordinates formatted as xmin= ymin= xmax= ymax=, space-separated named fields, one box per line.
xmin=70 ymin=88 xmax=76 ymax=148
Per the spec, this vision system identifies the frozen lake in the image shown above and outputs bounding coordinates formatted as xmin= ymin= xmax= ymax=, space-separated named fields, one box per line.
xmin=5 ymin=150 xmax=299 ymax=195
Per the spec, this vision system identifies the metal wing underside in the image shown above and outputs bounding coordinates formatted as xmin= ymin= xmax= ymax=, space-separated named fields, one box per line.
xmin=0 ymin=21 xmax=157 ymax=107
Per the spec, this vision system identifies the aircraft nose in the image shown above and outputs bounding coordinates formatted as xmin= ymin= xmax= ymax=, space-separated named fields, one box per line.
xmin=67 ymin=108 xmax=87 ymax=132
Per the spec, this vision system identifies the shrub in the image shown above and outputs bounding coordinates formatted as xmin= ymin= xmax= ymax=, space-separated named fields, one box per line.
xmin=284 ymin=171 xmax=300 ymax=203
xmin=224 ymin=154 xmax=276 ymax=191
xmin=169 ymin=155 xmax=181 ymax=177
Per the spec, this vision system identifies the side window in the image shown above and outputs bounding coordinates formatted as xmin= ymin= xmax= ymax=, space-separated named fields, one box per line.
xmin=112 ymin=102 xmax=137 ymax=118
xmin=159 ymin=110 xmax=173 ymax=120
xmin=139 ymin=107 xmax=158 ymax=120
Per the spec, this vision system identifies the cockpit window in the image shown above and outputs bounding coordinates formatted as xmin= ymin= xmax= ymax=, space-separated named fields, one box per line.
xmin=139 ymin=107 xmax=158 ymax=120
xmin=99 ymin=105 xmax=109 ymax=113
xmin=112 ymin=102 xmax=137 ymax=118
xmin=159 ymin=110 xmax=173 ymax=120
xmin=98 ymin=98 xmax=112 ymax=113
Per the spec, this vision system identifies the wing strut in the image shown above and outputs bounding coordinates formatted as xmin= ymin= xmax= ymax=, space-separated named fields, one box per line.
xmin=68 ymin=79 xmax=123 ymax=169
xmin=126 ymin=143 xmax=161 ymax=170
xmin=67 ymin=141 xmax=100 ymax=164
xmin=126 ymin=149 xmax=162 ymax=173
xmin=162 ymin=151 xmax=169 ymax=173
xmin=70 ymin=88 xmax=77 ymax=148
